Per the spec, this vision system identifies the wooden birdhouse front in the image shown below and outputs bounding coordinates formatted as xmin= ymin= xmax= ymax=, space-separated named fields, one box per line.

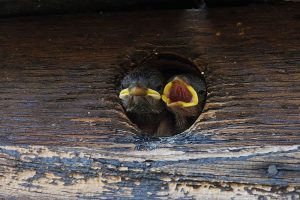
xmin=0 ymin=1 xmax=299 ymax=199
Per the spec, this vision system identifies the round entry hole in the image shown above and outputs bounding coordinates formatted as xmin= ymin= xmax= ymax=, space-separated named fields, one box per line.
xmin=119 ymin=52 xmax=207 ymax=137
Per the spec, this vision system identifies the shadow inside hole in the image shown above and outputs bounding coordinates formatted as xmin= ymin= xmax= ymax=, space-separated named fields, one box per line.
xmin=119 ymin=52 xmax=207 ymax=137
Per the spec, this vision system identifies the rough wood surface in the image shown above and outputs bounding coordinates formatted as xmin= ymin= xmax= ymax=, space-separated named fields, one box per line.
xmin=0 ymin=4 xmax=300 ymax=199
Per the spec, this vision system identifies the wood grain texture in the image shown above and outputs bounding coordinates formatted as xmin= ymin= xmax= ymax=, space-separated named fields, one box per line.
xmin=0 ymin=3 xmax=300 ymax=199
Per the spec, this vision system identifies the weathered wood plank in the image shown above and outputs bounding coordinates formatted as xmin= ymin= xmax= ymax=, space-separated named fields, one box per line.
xmin=0 ymin=145 xmax=300 ymax=199
xmin=0 ymin=4 xmax=299 ymax=147
xmin=0 ymin=3 xmax=299 ymax=199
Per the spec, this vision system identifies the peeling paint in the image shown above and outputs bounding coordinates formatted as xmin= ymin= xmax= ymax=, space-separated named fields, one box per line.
xmin=2 ymin=145 xmax=299 ymax=163
xmin=166 ymin=182 xmax=282 ymax=200
xmin=0 ymin=144 xmax=299 ymax=199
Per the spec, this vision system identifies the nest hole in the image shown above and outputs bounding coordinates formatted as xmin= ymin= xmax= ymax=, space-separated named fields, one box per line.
xmin=119 ymin=52 xmax=207 ymax=138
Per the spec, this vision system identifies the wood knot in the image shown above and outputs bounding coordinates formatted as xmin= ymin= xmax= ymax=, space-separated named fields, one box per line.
xmin=267 ymin=164 xmax=278 ymax=176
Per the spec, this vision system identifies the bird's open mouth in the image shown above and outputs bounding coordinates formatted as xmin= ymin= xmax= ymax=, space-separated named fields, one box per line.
xmin=119 ymin=87 xmax=161 ymax=100
xmin=162 ymin=78 xmax=198 ymax=107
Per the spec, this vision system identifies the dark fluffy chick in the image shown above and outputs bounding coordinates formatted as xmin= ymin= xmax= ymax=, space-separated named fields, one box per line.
xmin=162 ymin=73 xmax=206 ymax=134
xmin=119 ymin=67 xmax=173 ymax=136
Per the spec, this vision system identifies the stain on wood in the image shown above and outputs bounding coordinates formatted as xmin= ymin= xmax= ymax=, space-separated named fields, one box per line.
xmin=0 ymin=3 xmax=299 ymax=199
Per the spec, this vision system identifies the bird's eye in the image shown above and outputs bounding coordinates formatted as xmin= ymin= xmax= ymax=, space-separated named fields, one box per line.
xmin=156 ymin=84 xmax=163 ymax=91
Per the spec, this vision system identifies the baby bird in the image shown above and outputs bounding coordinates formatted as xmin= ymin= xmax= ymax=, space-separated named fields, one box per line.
xmin=119 ymin=66 xmax=171 ymax=136
xmin=162 ymin=73 xmax=206 ymax=134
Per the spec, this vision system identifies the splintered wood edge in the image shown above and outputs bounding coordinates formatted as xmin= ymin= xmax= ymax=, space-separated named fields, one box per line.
xmin=0 ymin=145 xmax=299 ymax=199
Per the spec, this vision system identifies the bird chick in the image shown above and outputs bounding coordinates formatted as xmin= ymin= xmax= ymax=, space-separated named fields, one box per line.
xmin=162 ymin=74 xmax=206 ymax=133
xmin=119 ymin=67 xmax=169 ymax=135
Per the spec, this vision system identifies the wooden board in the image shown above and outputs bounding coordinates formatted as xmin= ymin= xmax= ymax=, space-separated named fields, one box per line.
xmin=0 ymin=0 xmax=201 ymax=17
xmin=0 ymin=3 xmax=300 ymax=199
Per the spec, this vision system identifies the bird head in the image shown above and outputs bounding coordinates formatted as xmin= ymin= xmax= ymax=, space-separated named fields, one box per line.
xmin=119 ymin=67 xmax=165 ymax=114
xmin=162 ymin=75 xmax=199 ymax=108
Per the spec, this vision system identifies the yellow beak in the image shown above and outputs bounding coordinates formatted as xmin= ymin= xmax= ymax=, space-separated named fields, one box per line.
xmin=119 ymin=87 xmax=161 ymax=100
xmin=162 ymin=78 xmax=198 ymax=107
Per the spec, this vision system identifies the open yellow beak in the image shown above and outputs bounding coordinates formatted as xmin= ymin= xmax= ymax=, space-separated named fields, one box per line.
xmin=119 ymin=87 xmax=161 ymax=100
xmin=162 ymin=78 xmax=198 ymax=107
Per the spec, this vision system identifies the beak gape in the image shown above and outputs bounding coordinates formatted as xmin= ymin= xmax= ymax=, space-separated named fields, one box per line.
xmin=162 ymin=77 xmax=198 ymax=107
xmin=119 ymin=86 xmax=161 ymax=100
